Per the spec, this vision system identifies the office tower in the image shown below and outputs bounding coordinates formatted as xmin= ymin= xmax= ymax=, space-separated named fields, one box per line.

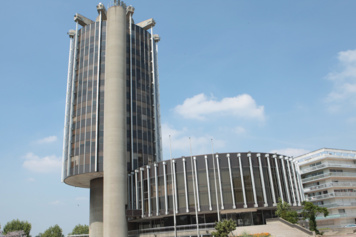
xmin=61 ymin=2 xmax=161 ymax=236
xmin=295 ymin=148 xmax=356 ymax=230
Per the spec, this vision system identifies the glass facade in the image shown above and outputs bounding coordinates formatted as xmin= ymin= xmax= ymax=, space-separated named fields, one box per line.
xmin=63 ymin=16 xmax=162 ymax=184
xmin=128 ymin=152 xmax=303 ymax=231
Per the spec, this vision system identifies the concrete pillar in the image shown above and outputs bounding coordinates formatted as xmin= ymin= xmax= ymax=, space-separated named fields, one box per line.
xmin=90 ymin=178 xmax=103 ymax=237
xmin=103 ymin=4 xmax=127 ymax=237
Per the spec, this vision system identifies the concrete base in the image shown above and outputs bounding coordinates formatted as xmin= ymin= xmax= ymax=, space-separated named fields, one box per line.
xmin=90 ymin=178 xmax=103 ymax=237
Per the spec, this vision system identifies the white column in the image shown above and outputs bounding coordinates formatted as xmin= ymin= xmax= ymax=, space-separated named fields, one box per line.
xmin=286 ymin=157 xmax=297 ymax=206
xmin=280 ymin=156 xmax=291 ymax=204
xmin=274 ymin=155 xmax=284 ymax=202
xmin=295 ymin=162 xmax=305 ymax=202
xmin=238 ymin=153 xmax=247 ymax=208
xmin=204 ymin=155 xmax=212 ymax=211
xmin=266 ymin=154 xmax=276 ymax=206
xmin=257 ymin=154 xmax=268 ymax=207
xmin=216 ymin=154 xmax=224 ymax=210
xmin=140 ymin=168 xmax=145 ymax=217
xmin=248 ymin=153 xmax=258 ymax=207
xmin=193 ymin=157 xmax=200 ymax=211
xmin=154 ymin=163 xmax=159 ymax=216
xmin=172 ymin=160 xmax=178 ymax=213
xmin=135 ymin=170 xmax=139 ymax=209
xmin=183 ymin=158 xmax=189 ymax=213
xmin=227 ymin=154 xmax=236 ymax=209
xmin=291 ymin=159 xmax=301 ymax=206
xmin=147 ymin=166 xmax=151 ymax=216
xmin=163 ymin=161 xmax=168 ymax=215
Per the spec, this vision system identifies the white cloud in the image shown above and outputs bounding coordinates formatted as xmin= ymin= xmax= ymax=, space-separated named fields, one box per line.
xmin=23 ymin=152 xmax=62 ymax=173
xmin=174 ymin=93 xmax=265 ymax=120
xmin=50 ymin=200 xmax=62 ymax=205
xmin=35 ymin=136 xmax=58 ymax=144
xmin=75 ymin=197 xmax=89 ymax=201
xmin=233 ymin=126 xmax=246 ymax=134
xmin=326 ymin=49 xmax=356 ymax=110
xmin=270 ymin=148 xmax=309 ymax=157
xmin=161 ymin=123 xmax=225 ymax=158
xmin=26 ymin=177 xmax=35 ymax=182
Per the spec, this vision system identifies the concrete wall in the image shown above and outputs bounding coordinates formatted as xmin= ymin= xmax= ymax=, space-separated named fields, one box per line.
xmin=90 ymin=178 xmax=103 ymax=237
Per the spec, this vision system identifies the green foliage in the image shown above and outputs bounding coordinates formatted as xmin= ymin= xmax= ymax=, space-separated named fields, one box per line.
xmin=301 ymin=201 xmax=329 ymax=234
xmin=275 ymin=198 xmax=298 ymax=224
xmin=3 ymin=219 xmax=32 ymax=237
xmin=40 ymin=225 xmax=64 ymax=237
xmin=70 ymin=224 xmax=89 ymax=235
xmin=211 ymin=219 xmax=237 ymax=237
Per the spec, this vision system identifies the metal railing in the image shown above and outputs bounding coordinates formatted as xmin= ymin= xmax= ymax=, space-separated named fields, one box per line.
xmin=302 ymin=172 xmax=356 ymax=183
xmin=318 ymin=202 xmax=356 ymax=208
xmin=305 ymin=192 xmax=356 ymax=201
xmin=304 ymin=181 xmax=356 ymax=192
xmin=316 ymin=212 xmax=356 ymax=220
xmin=300 ymin=162 xmax=356 ymax=174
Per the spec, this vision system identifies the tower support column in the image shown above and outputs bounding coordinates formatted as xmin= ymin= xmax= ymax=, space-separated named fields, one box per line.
xmin=103 ymin=4 xmax=127 ymax=237
xmin=90 ymin=178 xmax=103 ymax=237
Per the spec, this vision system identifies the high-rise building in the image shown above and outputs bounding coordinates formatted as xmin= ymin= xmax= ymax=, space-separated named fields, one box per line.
xmin=62 ymin=2 xmax=305 ymax=237
xmin=61 ymin=2 xmax=161 ymax=236
xmin=294 ymin=148 xmax=356 ymax=229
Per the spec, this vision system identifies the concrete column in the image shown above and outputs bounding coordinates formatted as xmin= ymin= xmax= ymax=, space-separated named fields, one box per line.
xmin=227 ymin=154 xmax=236 ymax=209
xmin=238 ymin=153 xmax=247 ymax=208
xmin=103 ymin=5 xmax=127 ymax=237
xmin=248 ymin=153 xmax=258 ymax=207
xmin=183 ymin=158 xmax=189 ymax=213
xmin=280 ymin=156 xmax=291 ymax=204
xmin=204 ymin=155 xmax=212 ymax=211
xmin=90 ymin=178 xmax=103 ymax=237
xmin=274 ymin=155 xmax=284 ymax=202
xmin=216 ymin=154 xmax=224 ymax=210
xmin=266 ymin=154 xmax=277 ymax=206
xmin=257 ymin=154 xmax=268 ymax=207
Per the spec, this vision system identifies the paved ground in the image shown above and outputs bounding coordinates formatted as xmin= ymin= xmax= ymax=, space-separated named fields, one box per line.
xmin=231 ymin=221 xmax=313 ymax=237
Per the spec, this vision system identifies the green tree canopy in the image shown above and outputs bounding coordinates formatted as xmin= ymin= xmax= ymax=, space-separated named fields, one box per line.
xmin=275 ymin=198 xmax=298 ymax=224
xmin=301 ymin=201 xmax=329 ymax=234
xmin=3 ymin=219 xmax=31 ymax=237
xmin=211 ymin=219 xmax=236 ymax=237
xmin=70 ymin=224 xmax=89 ymax=235
xmin=40 ymin=225 xmax=64 ymax=237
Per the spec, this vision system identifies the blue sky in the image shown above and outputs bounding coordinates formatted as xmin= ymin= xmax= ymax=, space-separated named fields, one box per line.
xmin=1 ymin=0 xmax=356 ymax=235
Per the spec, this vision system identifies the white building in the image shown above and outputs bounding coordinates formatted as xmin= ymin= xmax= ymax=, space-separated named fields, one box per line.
xmin=294 ymin=148 xmax=356 ymax=229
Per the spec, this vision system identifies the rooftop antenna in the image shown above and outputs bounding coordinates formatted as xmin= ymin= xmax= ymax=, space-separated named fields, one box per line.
xmin=189 ymin=137 xmax=200 ymax=237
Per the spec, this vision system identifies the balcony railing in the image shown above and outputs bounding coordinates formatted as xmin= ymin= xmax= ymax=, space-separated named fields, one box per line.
xmin=316 ymin=212 xmax=356 ymax=220
xmin=302 ymin=172 xmax=356 ymax=183
xmin=304 ymin=182 xmax=356 ymax=192
xmin=317 ymin=202 xmax=356 ymax=209
xmin=305 ymin=192 xmax=356 ymax=201
xmin=300 ymin=162 xmax=356 ymax=174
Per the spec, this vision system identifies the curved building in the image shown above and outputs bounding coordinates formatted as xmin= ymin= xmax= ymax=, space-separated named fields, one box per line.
xmin=61 ymin=2 xmax=162 ymax=236
xmin=127 ymin=152 xmax=303 ymax=235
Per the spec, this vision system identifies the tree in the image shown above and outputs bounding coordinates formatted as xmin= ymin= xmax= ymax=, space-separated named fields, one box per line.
xmin=301 ymin=201 xmax=329 ymax=234
xmin=211 ymin=219 xmax=236 ymax=237
xmin=275 ymin=198 xmax=298 ymax=224
xmin=40 ymin=225 xmax=64 ymax=237
xmin=70 ymin=224 xmax=89 ymax=235
xmin=3 ymin=219 xmax=32 ymax=237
